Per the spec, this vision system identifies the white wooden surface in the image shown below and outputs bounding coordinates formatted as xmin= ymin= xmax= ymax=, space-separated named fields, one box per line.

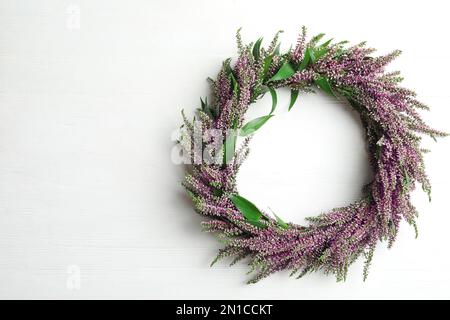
xmin=1 ymin=0 xmax=449 ymax=299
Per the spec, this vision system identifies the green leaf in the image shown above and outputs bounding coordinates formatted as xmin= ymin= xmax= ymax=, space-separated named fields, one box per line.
xmin=224 ymin=58 xmax=239 ymax=96
xmin=253 ymin=37 xmax=263 ymax=61
xmin=212 ymin=187 xmax=223 ymax=197
xmin=334 ymin=48 xmax=346 ymax=59
xmin=404 ymin=170 xmax=411 ymax=186
xmin=347 ymin=96 xmax=364 ymax=113
xmin=230 ymin=72 xmax=239 ymax=95
xmin=223 ymin=58 xmax=232 ymax=74
xmin=319 ymin=38 xmax=333 ymax=48
xmin=314 ymin=40 xmax=332 ymax=60
xmin=269 ymin=87 xmax=277 ymax=114
xmin=311 ymin=33 xmax=325 ymax=44
xmin=223 ymin=129 xmax=237 ymax=165
xmin=232 ymin=117 xmax=238 ymax=129
xmin=230 ymin=194 xmax=263 ymax=222
xmin=200 ymin=97 xmax=214 ymax=119
xmin=298 ymin=47 xmax=315 ymax=71
xmin=221 ymin=119 xmax=238 ymax=165
xmin=401 ymin=165 xmax=412 ymax=193
xmin=288 ymin=89 xmax=299 ymax=111
xmin=403 ymin=170 xmax=411 ymax=192
xmin=274 ymin=43 xmax=281 ymax=55
xmin=262 ymin=55 xmax=273 ymax=79
xmin=240 ymin=115 xmax=273 ymax=136
xmin=315 ymin=76 xmax=334 ymax=96
xmin=314 ymin=48 xmax=329 ymax=60
xmin=269 ymin=208 xmax=289 ymax=229
xmin=287 ymin=44 xmax=292 ymax=54
xmin=274 ymin=213 xmax=289 ymax=229
xmin=308 ymin=48 xmax=316 ymax=64
xmin=269 ymin=61 xmax=295 ymax=81
xmin=254 ymin=85 xmax=269 ymax=99
xmin=200 ymin=97 xmax=206 ymax=109
xmin=244 ymin=85 xmax=277 ymax=133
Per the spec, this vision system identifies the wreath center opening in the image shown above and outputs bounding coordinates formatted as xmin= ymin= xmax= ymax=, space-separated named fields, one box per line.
xmin=237 ymin=90 xmax=373 ymax=221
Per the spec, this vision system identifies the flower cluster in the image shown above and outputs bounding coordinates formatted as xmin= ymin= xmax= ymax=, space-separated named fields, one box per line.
xmin=179 ymin=28 xmax=446 ymax=283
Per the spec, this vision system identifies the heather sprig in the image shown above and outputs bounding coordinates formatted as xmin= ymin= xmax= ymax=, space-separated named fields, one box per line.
xmin=179 ymin=28 xmax=447 ymax=283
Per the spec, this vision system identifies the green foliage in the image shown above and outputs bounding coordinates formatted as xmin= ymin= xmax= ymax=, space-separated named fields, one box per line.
xmin=200 ymin=97 xmax=215 ymax=119
xmin=230 ymin=194 xmax=266 ymax=228
xmin=310 ymin=33 xmax=325 ymax=45
xmin=252 ymin=37 xmax=263 ymax=61
xmin=269 ymin=61 xmax=296 ymax=81
xmin=212 ymin=186 xmax=224 ymax=197
xmin=221 ymin=119 xmax=238 ymax=165
xmin=223 ymin=58 xmax=239 ymax=97
xmin=230 ymin=72 xmax=239 ymax=96
xmin=402 ymin=167 xmax=411 ymax=193
xmin=319 ymin=38 xmax=333 ymax=48
xmin=241 ymin=85 xmax=276 ymax=136
xmin=269 ymin=208 xmax=289 ymax=230
xmin=240 ymin=115 xmax=273 ymax=136
xmin=262 ymin=55 xmax=273 ymax=79
xmin=288 ymin=89 xmax=299 ymax=111
xmin=268 ymin=87 xmax=277 ymax=114
xmin=315 ymin=76 xmax=334 ymax=96
xmin=298 ymin=47 xmax=315 ymax=71
xmin=297 ymin=36 xmax=334 ymax=71
xmin=273 ymin=43 xmax=281 ymax=55
xmin=223 ymin=130 xmax=237 ymax=164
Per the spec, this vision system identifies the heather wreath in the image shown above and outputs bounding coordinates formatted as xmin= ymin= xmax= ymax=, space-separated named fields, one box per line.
xmin=178 ymin=27 xmax=446 ymax=283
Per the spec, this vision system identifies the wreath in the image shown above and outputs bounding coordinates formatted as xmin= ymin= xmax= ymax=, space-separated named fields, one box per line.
xmin=178 ymin=28 xmax=446 ymax=283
